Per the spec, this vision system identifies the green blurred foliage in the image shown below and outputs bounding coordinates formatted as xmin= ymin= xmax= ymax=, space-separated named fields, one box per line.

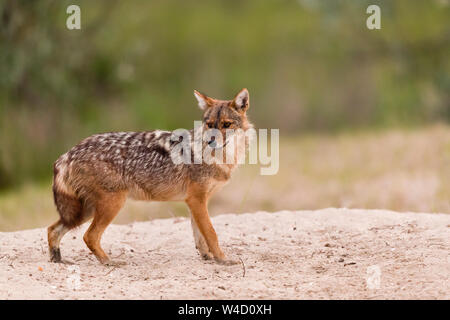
xmin=0 ymin=0 xmax=449 ymax=190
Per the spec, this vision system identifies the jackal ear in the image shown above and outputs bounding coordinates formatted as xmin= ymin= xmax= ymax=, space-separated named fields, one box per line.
xmin=194 ymin=90 xmax=213 ymax=110
xmin=232 ymin=88 xmax=249 ymax=113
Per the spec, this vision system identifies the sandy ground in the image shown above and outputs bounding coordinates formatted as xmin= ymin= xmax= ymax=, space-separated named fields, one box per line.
xmin=0 ymin=208 xmax=449 ymax=300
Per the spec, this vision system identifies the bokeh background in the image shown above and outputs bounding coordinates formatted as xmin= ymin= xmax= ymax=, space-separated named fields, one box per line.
xmin=0 ymin=0 xmax=449 ymax=230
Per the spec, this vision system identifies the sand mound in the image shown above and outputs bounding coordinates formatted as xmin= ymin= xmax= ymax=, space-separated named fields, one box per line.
xmin=0 ymin=208 xmax=448 ymax=299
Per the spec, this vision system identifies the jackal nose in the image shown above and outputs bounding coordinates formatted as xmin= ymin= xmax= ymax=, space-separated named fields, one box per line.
xmin=208 ymin=136 xmax=216 ymax=147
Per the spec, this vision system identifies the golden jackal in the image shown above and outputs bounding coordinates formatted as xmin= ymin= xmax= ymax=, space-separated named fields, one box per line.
xmin=48 ymin=88 xmax=252 ymax=265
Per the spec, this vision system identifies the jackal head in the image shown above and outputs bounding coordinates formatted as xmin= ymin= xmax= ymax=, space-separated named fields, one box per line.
xmin=194 ymin=88 xmax=251 ymax=148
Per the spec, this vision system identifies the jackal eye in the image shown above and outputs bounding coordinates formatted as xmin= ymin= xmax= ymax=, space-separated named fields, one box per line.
xmin=206 ymin=122 xmax=214 ymax=128
xmin=223 ymin=121 xmax=232 ymax=128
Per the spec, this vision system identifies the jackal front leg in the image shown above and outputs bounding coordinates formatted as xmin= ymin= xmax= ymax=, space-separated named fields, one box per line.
xmin=186 ymin=196 xmax=237 ymax=265
xmin=190 ymin=216 xmax=213 ymax=260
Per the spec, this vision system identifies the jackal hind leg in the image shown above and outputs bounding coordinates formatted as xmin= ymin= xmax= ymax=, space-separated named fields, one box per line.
xmin=48 ymin=195 xmax=95 ymax=263
xmin=83 ymin=191 xmax=127 ymax=266
xmin=48 ymin=219 xmax=70 ymax=263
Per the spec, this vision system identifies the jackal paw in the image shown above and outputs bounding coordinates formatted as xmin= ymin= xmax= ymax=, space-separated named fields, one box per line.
xmin=200 ymin=252 xmax=214 ymax=260
xmin=49 ymin=255 xmax=74 ymax=265
xmin=196 ymin=244 xmax=213 ymax=261
xmin=49 ymin=248 xmax=62 ymax=263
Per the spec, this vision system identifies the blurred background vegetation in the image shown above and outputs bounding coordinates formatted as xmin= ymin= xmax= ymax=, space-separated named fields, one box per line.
xmin=0 ymin=0 xmax=449 ymax=230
